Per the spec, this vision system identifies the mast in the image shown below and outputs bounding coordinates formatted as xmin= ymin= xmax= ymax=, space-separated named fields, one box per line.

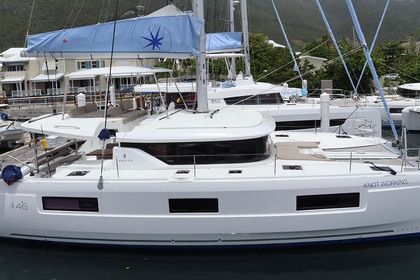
xmin=240 ymin=0 xmax=251 ymax=77
xmin=229 ymin=0 xmax=237 ymax=79
xmin=192 ymin=0 xmax=209 ymax=112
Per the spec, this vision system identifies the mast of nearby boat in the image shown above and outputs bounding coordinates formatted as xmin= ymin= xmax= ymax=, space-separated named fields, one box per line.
xmin=346 ymin=0 xmax=399 ymax=141
xmin=229 ymin=0 xmax=237 ymax=79
xmin=239 ymin=0 xmax=251 ymax=77
xmin=192 ymin=0 xmax=209 ymax=112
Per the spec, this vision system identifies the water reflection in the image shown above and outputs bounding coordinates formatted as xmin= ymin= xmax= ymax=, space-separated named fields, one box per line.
xmin=1 ymin=237 xmax=420 ymax=280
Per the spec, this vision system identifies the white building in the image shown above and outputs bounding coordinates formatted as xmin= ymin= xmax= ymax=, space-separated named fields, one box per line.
xmin=0 ymin=48 xmax=157 ymax=99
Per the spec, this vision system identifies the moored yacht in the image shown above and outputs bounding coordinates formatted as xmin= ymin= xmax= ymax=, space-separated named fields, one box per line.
xmin=2 ymin=1 xmax=420 ymax=248
xmin=136 ymin=75 xmax=382 ymax=137
xmin=357 ymin=83 xmax=420 ymax=127
xmin=401 ymin=105 xmax=420 ymax=132
xmin=2 ymin=101 xmax=420 ymax=247
xmin=0 ymin=116 xmax=26 ymax=149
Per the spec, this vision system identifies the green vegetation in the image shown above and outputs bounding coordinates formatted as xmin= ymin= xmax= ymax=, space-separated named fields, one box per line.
xmin=248 ymin=33 xmax=420 ymax=94
xmin=155 ymin=31 xmax=420 ymax=96
xmin=1 ymin=0 xmax=417 ymax=94
xmin=1 ymin=0 xmax=419 ymax=51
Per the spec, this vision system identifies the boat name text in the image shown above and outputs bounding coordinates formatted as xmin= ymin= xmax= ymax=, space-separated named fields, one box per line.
xmin=364 ymin=179 xmax=408 ymax=188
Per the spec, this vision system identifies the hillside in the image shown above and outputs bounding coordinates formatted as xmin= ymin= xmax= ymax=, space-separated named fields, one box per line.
xmin=0 ymin=0 xmax=418 ymax=51
xmin=248 ymin=0 xmax=420 ymax=48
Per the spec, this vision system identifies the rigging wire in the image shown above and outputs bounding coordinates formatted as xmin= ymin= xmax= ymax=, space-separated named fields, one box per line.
xmin=219 ymin=0 xmax=229 ymax=32
xmin=346 ymin=0 xmax=398 ymax=142
xmin=144 ymin=0 xmax=151 ymax=15
xmin=24 ymin=0 xmax=36 ymax=48
xmin=354 ymin=0 xmax=390 ymax=92
xmin=105 ymin=0 xmax=112 ymax=22
xmin=270 ymin=0 xmax=306 ymax=91
xmin=255 ymin=38 xmax=331 ymax=83
xmin=315 ymin=0 xmax=358 ymax=95
xmin=71 ymin=0 xmax=86 ymax=28
xmin=98 ymin=0 xmax=106 ymax=23
xmin=283 ymin=47 xmax=363 ymax=86
xmin=376 ymin=61 xmax=420 ymax=83
xmin=137 ymin=0 xmax=144 ymax=16
xmin=63 ymin=0 xmax=79 ymax=30
xmin=98 ymin=0 xmax=119 ymax=190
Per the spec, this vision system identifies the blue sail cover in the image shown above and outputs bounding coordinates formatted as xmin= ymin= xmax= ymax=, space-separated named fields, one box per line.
xmin=26 ymin=15 xmax=203 ymax=59
xmin=206 ymin=32 xmax=242 ymax=53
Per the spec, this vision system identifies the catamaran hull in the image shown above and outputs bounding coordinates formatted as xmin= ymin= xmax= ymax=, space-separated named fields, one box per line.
xmin=1 ymin=173 xmax=420 ymax=247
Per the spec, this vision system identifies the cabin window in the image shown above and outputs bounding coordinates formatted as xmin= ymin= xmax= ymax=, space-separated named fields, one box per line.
xmin=390 ymin=108 xmax=404 ymax=114
xmin=121 ymin=136 xmax=270 ymax=165
xmin=42 ymin=197 xmax=99 ymax=212
xmin=296 ymin=193 xmax=360 ymax=211
xmin=224 ymin=93 xmax=284 ymax=105
xmin=397 ymin=87 xmax=420 ymax=98
xmin=275 ymin=119 xmax=346 ymax=131
xmin=169 ymin=198 xmax=218 ymax=213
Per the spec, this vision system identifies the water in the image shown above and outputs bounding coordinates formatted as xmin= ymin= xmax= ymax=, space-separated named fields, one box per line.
xmin=1 ymin=129 xmax=420 ymax=279
xmin=1 ymin=238 xmax=420 ymax=279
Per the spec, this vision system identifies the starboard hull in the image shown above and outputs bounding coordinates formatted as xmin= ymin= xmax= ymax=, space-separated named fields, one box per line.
xmin=2 ymin=173 xmax=420 ymax=248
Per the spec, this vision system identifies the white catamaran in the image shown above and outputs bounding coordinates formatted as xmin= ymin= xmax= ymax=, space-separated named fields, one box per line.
xmin=1 ymin=1 xmax=420 ymax=248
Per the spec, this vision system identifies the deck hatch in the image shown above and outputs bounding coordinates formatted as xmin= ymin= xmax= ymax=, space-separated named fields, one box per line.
xmin=169 ymin=198 xmax=218 ymax=213
xmin=42 ymin=197 xmax=99 ymax=212
xmin=296 ymin=193 xmax=360 ymax=211
xmin=282 ymin=165 xmax=303 ymax=170
xmin=67 ymin=171 xmax=90 ymax=176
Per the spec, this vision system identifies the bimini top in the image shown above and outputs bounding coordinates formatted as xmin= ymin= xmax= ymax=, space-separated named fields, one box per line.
xmin=66 ymin=66 xmax=172 ymax=80
xmin=399 ymin=83 xmax=420 ymax=91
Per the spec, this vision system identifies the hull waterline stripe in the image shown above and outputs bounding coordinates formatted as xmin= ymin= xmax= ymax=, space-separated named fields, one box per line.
xmin=10 ymin=229 xmax=394 ymax=244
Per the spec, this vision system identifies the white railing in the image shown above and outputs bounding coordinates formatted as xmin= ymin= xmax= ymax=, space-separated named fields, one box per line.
xmin=47 ymin=88 xmax=65 ymax=95
xmin=29 ymin=89 xmax=42 ymax=96
xmin=69 ymin=87 xmax=93 ymax=93
xmin=11 ymin=90 xmax=25 ymax=97
xmin=8 ymin=96 xmax=49 ymax=106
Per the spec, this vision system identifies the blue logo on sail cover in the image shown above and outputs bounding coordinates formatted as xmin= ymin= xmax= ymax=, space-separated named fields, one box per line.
xmin=142 ymin=27 xmax=163 ymax=50
xmin=141 ymin=24 xmax=172 ymax=52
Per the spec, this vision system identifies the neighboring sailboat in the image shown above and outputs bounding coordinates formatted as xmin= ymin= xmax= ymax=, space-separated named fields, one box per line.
xmin=399 ymin=83 xmax=420 ymax=131
xmin=134 ymin=1 xmax=382 ymax=137
xmin=381 ymin=83 xmax=420 ymax=129
xmin=0 ymin=113 xmax=26 ymax=149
